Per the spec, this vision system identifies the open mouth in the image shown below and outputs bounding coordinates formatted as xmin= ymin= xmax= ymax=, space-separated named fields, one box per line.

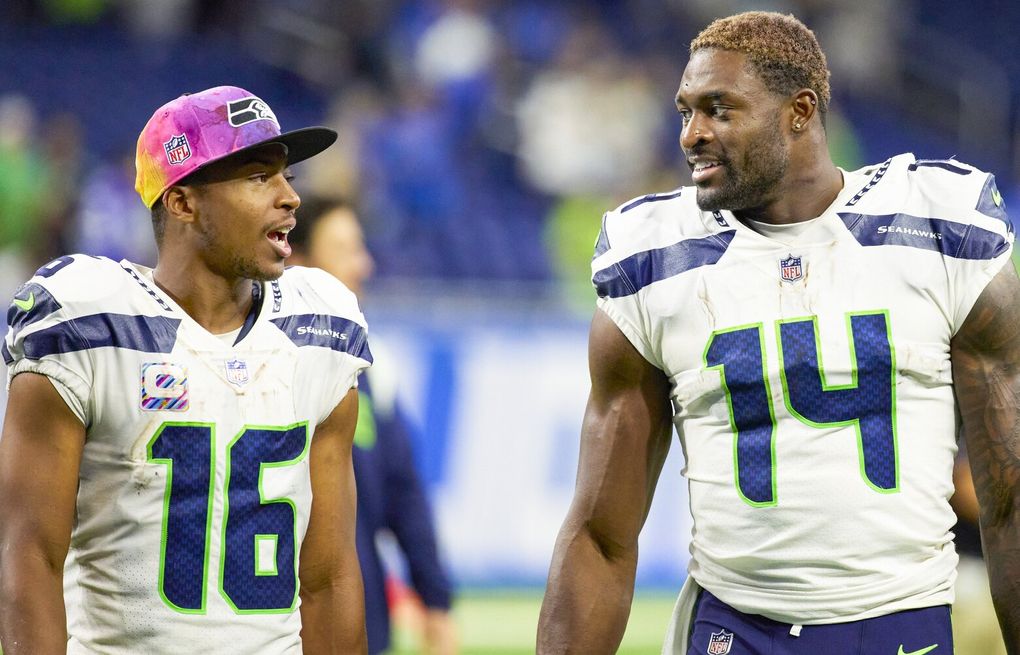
xmin=691 ymin=160 xmax=723 ymax=184
xmin=267 ymin=227 xmax=292 ymax=258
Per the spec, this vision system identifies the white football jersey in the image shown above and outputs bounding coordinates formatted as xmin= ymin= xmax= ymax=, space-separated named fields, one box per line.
xmin=592 ymin=154 xmax=1013 ymax=623
xmin=4 ymin=257 xmax=372 ymax=653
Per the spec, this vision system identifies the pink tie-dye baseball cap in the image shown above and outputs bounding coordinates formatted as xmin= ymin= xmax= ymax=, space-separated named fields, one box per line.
xmin=135 ymin=85 xmax=337 ymax=208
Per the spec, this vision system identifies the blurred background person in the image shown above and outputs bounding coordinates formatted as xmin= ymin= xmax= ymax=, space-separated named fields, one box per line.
xmin=288 ymin=198 xmax=457 ymax=655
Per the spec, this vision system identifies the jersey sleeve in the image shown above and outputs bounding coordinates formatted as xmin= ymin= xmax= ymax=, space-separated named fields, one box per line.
xmin=909 ymin=161 xmax=1016 ymax=333
xmin=284 ymin=266 xmax=374 ymax=424
xmin=846 ymin=156 xmax=1014 ymax=335
xmin=951 ymin=171 xmax=1013 ymax=332
xmin=4 ymin=258 xmax=97 ymax=425
xmin=591 ymin=209 xmax=665 ymax=370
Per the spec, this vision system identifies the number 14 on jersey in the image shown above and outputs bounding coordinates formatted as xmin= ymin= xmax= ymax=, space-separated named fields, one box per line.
xmin=704 ymin=311 xmax=898 ymax=507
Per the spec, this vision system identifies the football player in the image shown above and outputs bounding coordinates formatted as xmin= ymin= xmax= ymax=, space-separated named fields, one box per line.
xmin=538 ymin=12 xmax=1020 ymax=655
xmin=0 ymin=86 xmax=371 ymax=653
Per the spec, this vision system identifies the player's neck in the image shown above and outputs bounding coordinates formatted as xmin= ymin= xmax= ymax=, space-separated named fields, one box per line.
xmin=151 ymin=261 xmax=255 ymax=334
xmin=734 ymin=152 xmax=843 ymax=226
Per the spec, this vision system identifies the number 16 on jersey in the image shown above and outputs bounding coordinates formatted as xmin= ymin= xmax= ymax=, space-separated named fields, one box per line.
xmin=148 ymin=421 xmax=310 ymax=614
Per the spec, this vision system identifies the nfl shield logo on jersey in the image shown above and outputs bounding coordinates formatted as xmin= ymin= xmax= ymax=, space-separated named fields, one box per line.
xmin=163 ymin=134 xmax=191 ymax=165
xmin=707 ymin=629 xmax=734 ymax=655
xmin=780 ymin=255 xmax=803 ymax=282
xmin=225 ymin=358 xmax=250 ymax=387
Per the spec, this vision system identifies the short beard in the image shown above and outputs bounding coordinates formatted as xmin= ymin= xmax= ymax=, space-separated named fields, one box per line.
xmin=694 ymin=118 xmax=789 ymax=213
xmin=197 ymin=216 xmax=283 ymax=282
xmin=230 ymin=252 xmax=283 ymax=282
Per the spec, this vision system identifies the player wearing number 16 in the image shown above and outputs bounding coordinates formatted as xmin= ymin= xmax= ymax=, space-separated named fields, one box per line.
xmin=538 ymin=11 xmax=1020 ymax=655
xmin=0 ymin=87 xmax=372 ymax=653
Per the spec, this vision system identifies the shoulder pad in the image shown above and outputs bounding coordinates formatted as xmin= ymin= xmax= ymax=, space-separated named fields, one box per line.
xmin=269 ymin=266 xmax=372 ymax=363
xmin=593 ymin=188 xmax=736 ymax=298
xmin=849 ymin=154 xmax=1009 ymax=228
xmin=6 ymin=255 xmax=153 ymax=330
xmin=277 ymin=266 xmax=365 ymax=324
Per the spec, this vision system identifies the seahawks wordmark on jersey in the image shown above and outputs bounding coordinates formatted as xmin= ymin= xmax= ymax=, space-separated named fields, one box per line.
xmin=591 ymin=154 xmax=1012 ymax=629
xmin=4 ymin=257 xmax=372 ymax=653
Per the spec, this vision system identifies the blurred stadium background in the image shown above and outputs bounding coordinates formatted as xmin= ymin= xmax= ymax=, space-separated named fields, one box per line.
xmin=1 ymin=0 xmax=1019 ymax=652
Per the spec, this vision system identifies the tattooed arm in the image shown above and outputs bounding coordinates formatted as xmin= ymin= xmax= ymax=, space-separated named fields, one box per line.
xmin=952 ymin=263 xmax=1020 ymax=654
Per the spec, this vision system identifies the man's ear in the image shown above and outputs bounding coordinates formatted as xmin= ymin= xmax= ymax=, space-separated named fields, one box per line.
xmin=790 ymin=89 xmax=818 ymax=133
xmin=162 ymin=185 xmax=198 ymax=225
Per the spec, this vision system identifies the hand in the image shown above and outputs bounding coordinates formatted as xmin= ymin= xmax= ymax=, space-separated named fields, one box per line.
xmin=422 ymin=608 xmax=458 ymax=655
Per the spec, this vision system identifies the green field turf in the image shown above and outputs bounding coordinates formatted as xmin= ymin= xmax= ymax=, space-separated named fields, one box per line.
xmin=393 ymin=589 xmax=678 ymax=654
xmin=0 ymin=591 xmax=674 ymax=654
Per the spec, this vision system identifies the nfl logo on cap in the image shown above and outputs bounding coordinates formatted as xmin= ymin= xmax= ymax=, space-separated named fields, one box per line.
xmin=164 ymin=134 xmax=192 ymax=166
xmin=780 ymin=254 xmax=803 ymax=283
xmin=707 ymin=629 xmax=733 ymax=655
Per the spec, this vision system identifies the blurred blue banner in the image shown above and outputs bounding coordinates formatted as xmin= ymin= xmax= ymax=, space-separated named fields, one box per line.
xmin=372 ymin=311 xmax=691 ymax=590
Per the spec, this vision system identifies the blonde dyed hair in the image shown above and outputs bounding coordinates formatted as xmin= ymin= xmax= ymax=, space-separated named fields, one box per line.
xmin=691 ymin=11 xmax=831 ymax=115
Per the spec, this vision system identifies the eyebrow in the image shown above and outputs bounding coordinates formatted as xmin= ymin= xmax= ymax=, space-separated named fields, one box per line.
xmin=675 ymin=90 xmax=728 ymax=106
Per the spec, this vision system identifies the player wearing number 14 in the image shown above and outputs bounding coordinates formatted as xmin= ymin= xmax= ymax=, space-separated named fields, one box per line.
xmin=0 ymin=87 xmax=372 ymax=652
xmin=538 ymin=11 xmax=1020 ymax=655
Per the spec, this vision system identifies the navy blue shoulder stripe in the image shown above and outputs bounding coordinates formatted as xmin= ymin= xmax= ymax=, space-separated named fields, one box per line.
xmin=839 ymin=212 xmax=1009 ymax=260
xmin=594 ymin=230 xmax=736 ymax=298
xmin=270 ymin=314 xmax=373 ymax=363
xmin=19 ymin=313 xmax=181 ymax=360
xmin=975 ymin=173 xmax=1010 ymax=227
xmin=908 ymin=159 xmax=972 ymax=175
xmin=619 ymin=189 xmax=683 ymax=214
xmin=7 ymin=283 xmax=62 ymax=333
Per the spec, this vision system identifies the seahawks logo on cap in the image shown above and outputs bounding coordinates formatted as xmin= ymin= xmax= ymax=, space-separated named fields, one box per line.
xmin=227 ymin=97 xmax=279 ymax=128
